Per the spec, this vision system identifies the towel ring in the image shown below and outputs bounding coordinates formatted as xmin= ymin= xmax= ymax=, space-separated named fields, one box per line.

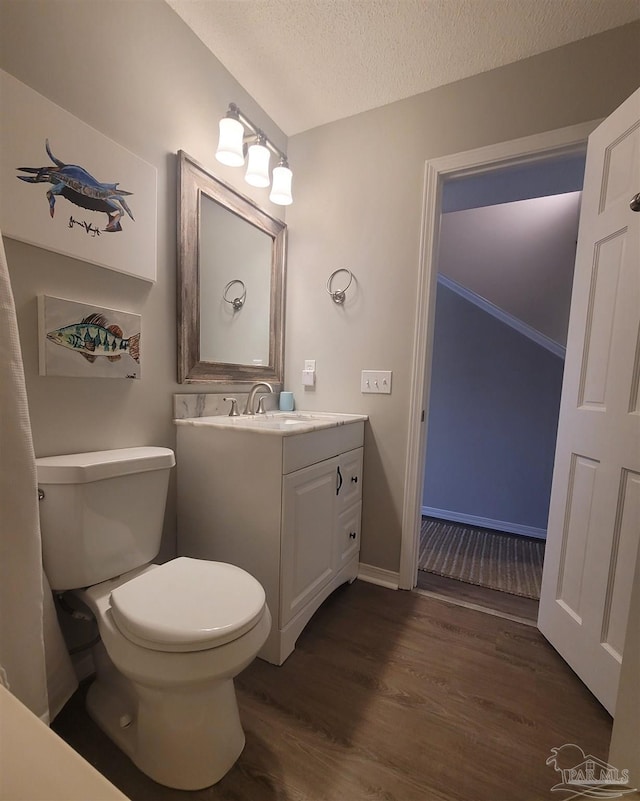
xmin=223 ymin=279 xmax=246 ymax=311
xmin=326 ymin=268 xmax=353 ymax=304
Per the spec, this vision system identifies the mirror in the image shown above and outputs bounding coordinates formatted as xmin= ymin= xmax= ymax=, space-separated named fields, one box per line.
xmin=177 ymin=150 xmax=286 ymax=384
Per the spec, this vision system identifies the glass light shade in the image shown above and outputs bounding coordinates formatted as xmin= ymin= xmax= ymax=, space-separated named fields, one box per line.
xmin=215 ymin=117 xmax=245 ymax=166
xmin=244 ymin=143 xmax=271 ymax=187
xmin=269 ymin=165 xmax=293 ymax=205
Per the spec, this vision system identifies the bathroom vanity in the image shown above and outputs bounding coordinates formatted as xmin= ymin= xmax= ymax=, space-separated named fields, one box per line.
xmin=175 ymin=411 xmax=367 ymax=664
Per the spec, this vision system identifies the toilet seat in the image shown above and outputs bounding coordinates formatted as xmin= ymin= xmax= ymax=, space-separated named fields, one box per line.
xmin=109 ymin=557 xmax=266 ymax=653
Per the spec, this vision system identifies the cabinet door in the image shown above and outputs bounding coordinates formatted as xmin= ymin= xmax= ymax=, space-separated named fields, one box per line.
xmin=281 ymin=456 xmax=339 ymax=627
xmin=336 ymin=447 xmax=363 ymax=512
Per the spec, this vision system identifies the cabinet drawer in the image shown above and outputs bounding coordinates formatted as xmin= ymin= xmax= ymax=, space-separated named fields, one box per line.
xmin=336 ymin=448 xmax=363 ymax=511
xmin=336 ymin=501 xmax=361 ymax=569
xmin=283 ymin=422 xmax=364 ymax=473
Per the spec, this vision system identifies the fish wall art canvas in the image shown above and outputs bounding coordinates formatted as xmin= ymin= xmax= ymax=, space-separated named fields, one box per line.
xmin=38 ymin=295 xmax=142 ymax=379
xmin=0 ymin=69 xmax=157 ymax=282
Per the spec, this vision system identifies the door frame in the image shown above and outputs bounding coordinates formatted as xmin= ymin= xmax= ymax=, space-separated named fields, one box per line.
xmin=398 ymin=120 xmax=601 ymax=590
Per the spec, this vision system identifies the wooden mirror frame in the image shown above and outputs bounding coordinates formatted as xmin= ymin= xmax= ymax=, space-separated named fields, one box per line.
xmin=177 ymin=150 xmax=286 ymax=384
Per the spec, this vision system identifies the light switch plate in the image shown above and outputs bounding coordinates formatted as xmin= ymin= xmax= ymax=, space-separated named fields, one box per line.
xmin=361 ymin=370 xmax=392 ymax=394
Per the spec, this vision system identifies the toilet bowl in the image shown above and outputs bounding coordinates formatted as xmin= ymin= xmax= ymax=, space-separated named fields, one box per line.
xmin=79 ymin=559 xmax=271 ymax=789
xmin=36 ymin=447 xmax=271 ymax=790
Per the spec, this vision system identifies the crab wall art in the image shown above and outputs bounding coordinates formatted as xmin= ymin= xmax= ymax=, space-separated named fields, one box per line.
xmin=1 ymin=69 xmax=157 ymax=281
xmin=17 ymin=139 xmax=135 ymax=233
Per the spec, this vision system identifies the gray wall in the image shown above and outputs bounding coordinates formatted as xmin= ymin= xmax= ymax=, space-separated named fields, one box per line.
xmin=0 ymin=0 xmax=287 ymax=559
xmin=442 ymin=153 xmax=586 ymax=212
xmin=1 ymin=1 xmax=639 ymax=573
xmin=438 ymin=194 xmax=581 ymax=347
xmin=285 ymin=22 xmax=640 ymax=572
xmin=422 ymin=283 xmax=565 ymax=535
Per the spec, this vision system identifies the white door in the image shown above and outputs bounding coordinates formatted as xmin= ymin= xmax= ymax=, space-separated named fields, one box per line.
xmin=538 ymin=89 xmax=640 ymax=715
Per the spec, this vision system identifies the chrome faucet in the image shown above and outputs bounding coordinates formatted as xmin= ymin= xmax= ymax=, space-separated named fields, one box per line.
xmin=223 ymin=397 xmax=240 ymax=416
xmin=244 ymin=382 xmax=274 ymax=415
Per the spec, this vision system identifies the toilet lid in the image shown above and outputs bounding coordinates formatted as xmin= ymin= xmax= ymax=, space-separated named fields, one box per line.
xmin=109 ymin=557 xmax=266 ymax=652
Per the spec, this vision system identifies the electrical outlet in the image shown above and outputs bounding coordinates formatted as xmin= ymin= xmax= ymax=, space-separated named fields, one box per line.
xmin=361 ymin=370 xmax=392 ymax=394
xmin=303 ymin=359 xmax=316 ymax=387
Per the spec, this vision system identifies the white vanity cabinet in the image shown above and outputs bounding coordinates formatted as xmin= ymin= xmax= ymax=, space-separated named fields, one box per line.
xmin=281 ymin=447 xmax=363 ymax=628
xmin=175 ymin=416 xmax=365 ymax=665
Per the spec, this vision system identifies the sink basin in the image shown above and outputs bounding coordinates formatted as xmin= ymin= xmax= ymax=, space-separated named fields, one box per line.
xmin=174 ymin=410 xmax=368 ymax=436
xmin=261 ymin=412 xmax=330 ymax=422
xmin=239 ymin=417 xmax=309 ymax=430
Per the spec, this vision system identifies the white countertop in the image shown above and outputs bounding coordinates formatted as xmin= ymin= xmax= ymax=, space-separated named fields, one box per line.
xmin=0 ymin=685 xmax=129 ymax=801
xmin=174 ymin=410 xmax=368 ymax=436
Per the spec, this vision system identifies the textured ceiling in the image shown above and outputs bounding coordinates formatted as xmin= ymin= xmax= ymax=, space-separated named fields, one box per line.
xmin=165 ymin=0 xmax=640 ymax=135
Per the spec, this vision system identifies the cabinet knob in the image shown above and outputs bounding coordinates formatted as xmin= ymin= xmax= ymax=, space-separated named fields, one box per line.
xmin=349 ymin=531 xmax=357 ymax=539
xmin=351 ymin=475 xmax=358 ymax=484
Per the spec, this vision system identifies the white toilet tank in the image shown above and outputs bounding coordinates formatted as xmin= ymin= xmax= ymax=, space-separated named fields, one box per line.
xmin=36 ymin=447 xmax=175 ymax=591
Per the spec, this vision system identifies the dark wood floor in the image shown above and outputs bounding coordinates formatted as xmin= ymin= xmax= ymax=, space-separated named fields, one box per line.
xmin=52 ymin=580 xmax=611 ymax=801
xmin=416 ymin=570 xmax=540 ymax=623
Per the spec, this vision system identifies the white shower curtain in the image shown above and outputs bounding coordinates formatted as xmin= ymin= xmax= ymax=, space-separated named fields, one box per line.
xmin=0 ymin=230 xmax=76 ymax=723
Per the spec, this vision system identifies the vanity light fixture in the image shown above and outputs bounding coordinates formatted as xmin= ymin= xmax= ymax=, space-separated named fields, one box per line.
xmin=215 ymin=114 xmax=245 ymax=167
xmin=244 ymin=135 xmax=271 ymax=187
xmin=269 ymin=158 xmax=293 ymax=206
xmin=215 ymin=103 xmax=293 ymax=205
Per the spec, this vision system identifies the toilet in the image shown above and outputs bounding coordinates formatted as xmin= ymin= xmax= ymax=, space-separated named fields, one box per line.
xmin=36 ymin=446 xmax=271 ymax=791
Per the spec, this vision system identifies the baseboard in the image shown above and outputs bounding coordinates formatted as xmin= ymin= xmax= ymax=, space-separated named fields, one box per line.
xmin=357 ymin=563 xmax=400 ymax=590
xmin=421 ymin=506 xmax=547 ymax=540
